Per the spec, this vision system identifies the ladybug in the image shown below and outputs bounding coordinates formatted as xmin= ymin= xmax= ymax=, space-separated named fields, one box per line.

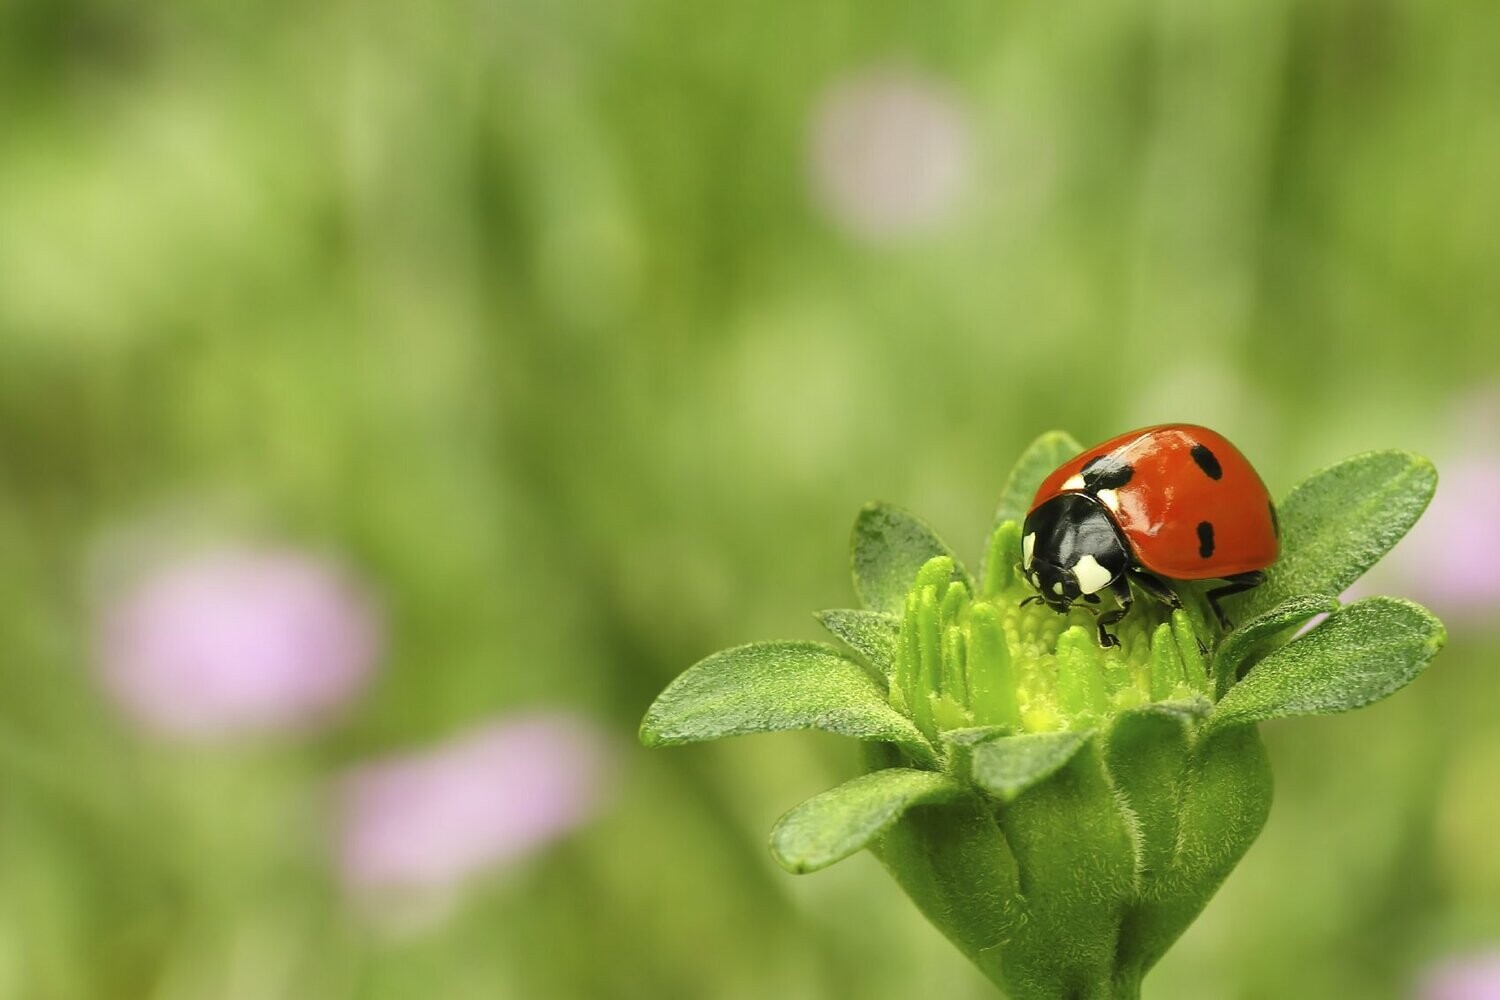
xmin=1020 ymin=424 xmax=1280 ymax=647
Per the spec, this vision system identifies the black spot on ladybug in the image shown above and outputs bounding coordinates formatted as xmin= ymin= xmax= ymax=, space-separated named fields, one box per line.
xmin=1269 ymin=500 xmax=1280 ymax=538
xmin=1197 ymin=521 xmax=1216 ymax=558
xmin=1081 ymin=455 xmax=1134 ymax=491
xmin=1190 ymin=443 xmax=1222 ymax=480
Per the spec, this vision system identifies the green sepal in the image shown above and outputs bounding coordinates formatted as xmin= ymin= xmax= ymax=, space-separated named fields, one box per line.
xmin=964 ymin=729 xmax=1094 ymax=804
xmin=864 ymin=744 xmax=1021 ymax=991
xmin=1210 ymin=597 xmax=1445 ymax=731
xmin=770 ymin=768 xmax=966 ymax=874
xmin=1242 ymin=450 xmax=1436 ymax=619
xmin=639 ymin=640 xmax=937 ymax=765
xmin=814 ymin=609 xmax=900 ymax=677
xmin=990 ymin=738 xmax=1138 ymax=996
xmin=851 ymin=502 xmax=971 ymax=615
xmin=1211 ymin=594 xmax=1339 ymax=698
xmin=1104 ymin=704 xmax=1199 ymax=879
xmin=1112 ymin=725 xmax=1273 ymax=983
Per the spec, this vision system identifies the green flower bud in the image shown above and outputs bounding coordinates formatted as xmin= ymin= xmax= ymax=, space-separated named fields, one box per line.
xmin=639 ymin=433 xmax=1446 ymax=998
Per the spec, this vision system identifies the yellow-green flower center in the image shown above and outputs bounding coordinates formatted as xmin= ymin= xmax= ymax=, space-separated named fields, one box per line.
xmin=890 ymin=522 xmax=1212 ymax=740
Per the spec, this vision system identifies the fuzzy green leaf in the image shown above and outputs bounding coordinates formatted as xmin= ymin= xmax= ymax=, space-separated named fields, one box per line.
xmin=869 ymin=742 xmax=1022 ymax=991
xmin=1210 ymin=597 xmax=1445 ymax=730
xmin=814 ymin=609 xmax=900 ymax=676
xmin=967 ymin=730 xmax=1093 ymax=803
xmin=1243 ymin=450 xmax=1436 ymax=618
xmin=990 ymin=739 xmax=1138 ymax=994
xmin=770 ymin=768 xmax=966 ymax=874
xmin=640 ymin=641 xmax=935 ymax=763
xmin=1113 ymin=725 xmax=1273 ymax=981
xmin=1105 ymin=705 xmax=1198 ymax=879
xmin=983 ymin=431 xmax=1082 ymax=584
xmin=991 ymin=431 xmax=1084 ymax=531
xmin=1212 ymin=594 xmax=1339 ymax=697
xmin=851 ymin=502 xmax=969 ymax=616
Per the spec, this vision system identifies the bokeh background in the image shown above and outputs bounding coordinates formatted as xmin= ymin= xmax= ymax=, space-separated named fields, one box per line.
xmin=1 ymin=1 xmax=1498 ymax=997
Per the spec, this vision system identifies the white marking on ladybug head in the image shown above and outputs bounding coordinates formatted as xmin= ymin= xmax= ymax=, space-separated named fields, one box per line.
xmin=1062 ymin=473 xmax=1086 ymax=491
xmin=1052 ymin=580 xmax=1065 ymax=596
xmin=1096 ymin=489 xmax=1120 ymax=513
xmin=1072 ymin=554 xmax=1112 ymax=596
xmin=1023 ymin=532 xmax=1036 ymax=569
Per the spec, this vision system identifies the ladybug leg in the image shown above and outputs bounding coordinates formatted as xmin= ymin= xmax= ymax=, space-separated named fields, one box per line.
xmin=1205 ymin=571 xmax=1266 ymax=631
xmin=1093 ymin=576 xmax=1134 ymax=648
xmin=1127 ymin=569 xmax=1184 ymax=610
xmin=1130 ymin=569 xmax=1208 ymax=655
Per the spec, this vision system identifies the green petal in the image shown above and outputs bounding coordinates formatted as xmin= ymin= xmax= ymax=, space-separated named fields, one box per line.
xmin=1211 ymin=594 xmax=1339 ymax=698
xmin=639 ymin=640 xmax=936 ymax=764
xmin=1243 ymin=450 xmax=1436 ymax=619
xmin=965 ymin=730 xmax=1094 ymax=803
xmin=770 ymin=768 xmax=966 ymax=874
xmin=814 ymin=609 xmax=900 ymax=676
xmin=983 ymin=431 xmax=1083 ymax=584
xmin=850 ymin=502 xmax=970 ymax=615
xmin=1210 ymin=597 xmax=1446 ymax=731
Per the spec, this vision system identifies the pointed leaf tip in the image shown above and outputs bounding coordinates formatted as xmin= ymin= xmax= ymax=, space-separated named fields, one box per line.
xmin=981 ymin=429 xmax=1082 ymax=597
xmin=770 ymin=768 xmax=965 ymax=873
xmin=851 ymin=502 xmax=969 ymax=615
xmin=1211 ymin=596 xmax=1445 ymax=730
xmin=1244 ymin=450 xmax=1437 ymax=619
xmin=640 ymin=640 xmax=936 ymax=763
xmin=990 ymin=432 xmax=1083 ymax=528
xmin=815 ymin=609 xmax=900 ymax=676
xmin=965 ymin=729 xmax=1093 ymax=803
xmin=1212 ymin=594 xmax=1340 ymax=698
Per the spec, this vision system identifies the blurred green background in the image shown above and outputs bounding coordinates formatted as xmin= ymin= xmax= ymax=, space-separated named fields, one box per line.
xmin=1 ymin=0 xmax=1498 ymax=997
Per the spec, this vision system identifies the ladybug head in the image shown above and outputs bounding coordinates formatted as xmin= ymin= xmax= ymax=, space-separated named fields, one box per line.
xmin=1026 ymin=558 xmax=1083 ymax=614
xmin=1021 ymin=493 xmax=1130 ymax=614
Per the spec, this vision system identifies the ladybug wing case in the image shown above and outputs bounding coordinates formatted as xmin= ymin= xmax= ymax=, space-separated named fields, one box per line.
xmin=1031 ymin=424 xmax=1280 ymax=581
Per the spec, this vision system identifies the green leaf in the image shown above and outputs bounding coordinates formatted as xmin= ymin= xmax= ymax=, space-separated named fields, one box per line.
xmin=1114 ymin=725 xmax=1273 ymax=981
xmin=770 ymin=768 xmax=966 ymax=874
xmin=983 ymin=431 xmax=1082 ymax=584
xmin=851 ymin=502 xmax=969 ymax=615
xmin=990 ymin=739 xmax=1137 ymax=994
xmin=864 ymin=744 xmax=1021 ymax=992
xmin=1105 ymin=705 xmax=1194 ymax=878
xmin=1242 ymin=450 xmax=1436 ymax=619
xmin=1210 ymin=597 xmax=1446 ymax=730
xmin=966 ymin=730 xmax=1093 ymax=803
xmin=991 ymin=430 xmax=1084 ymax=531
xmin=640 ymin=641 xmax=936 ymax=764
xmin=1211 ymin=594 xmax=1339 ymax=698
xmin=814 ymin=609 xmax=900 ymax=676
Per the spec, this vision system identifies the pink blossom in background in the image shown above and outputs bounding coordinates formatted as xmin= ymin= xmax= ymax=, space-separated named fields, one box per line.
xmin=98 ymin=546 xmax=382 ymax=738
xmin=809 ymin=70 xmax=972 ymax=239
xmin=1398 ymin=455 xmax=1500 ymax=614
xmin=1379 ymin=455 xmax=1500 ymax=621
xmin=335 ymin=714 xmax=608 ymax=896
xmin=1420 ymin=950 xmax=1500 ymax=1000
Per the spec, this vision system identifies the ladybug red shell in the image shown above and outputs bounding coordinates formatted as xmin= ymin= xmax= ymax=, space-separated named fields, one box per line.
xmin=1020 ymin=424 xmax=1279 ymax=647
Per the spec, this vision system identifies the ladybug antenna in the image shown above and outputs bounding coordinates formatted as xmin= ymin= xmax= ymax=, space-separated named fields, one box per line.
xmin=1017 ymin=595 xmax=1044 ymax=608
